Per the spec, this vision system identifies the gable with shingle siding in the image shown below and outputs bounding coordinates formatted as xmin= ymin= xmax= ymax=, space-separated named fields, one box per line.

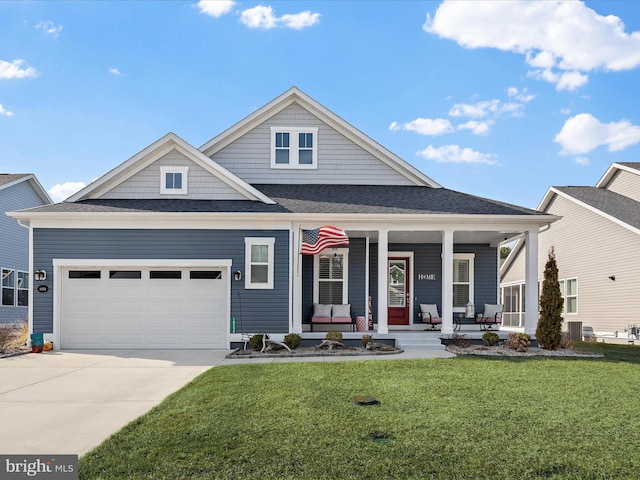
xmin=100 ymin=149 xmax=249 ymax=201
xmin=210 ymin=102 xmax=415 ymax=186
xmin=601 ymin=167 xmax=640 ymax=203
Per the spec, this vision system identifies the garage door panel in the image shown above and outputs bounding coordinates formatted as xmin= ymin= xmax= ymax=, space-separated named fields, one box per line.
xmin=61 ymin=266 xmax=228 ymax=349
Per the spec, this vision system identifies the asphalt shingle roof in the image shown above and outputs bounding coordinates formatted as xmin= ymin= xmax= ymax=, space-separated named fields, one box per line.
xmin=555 ymin=186 xmax=640 ymax=230
xmin=16 ymin=184 xmax=544 ymax=216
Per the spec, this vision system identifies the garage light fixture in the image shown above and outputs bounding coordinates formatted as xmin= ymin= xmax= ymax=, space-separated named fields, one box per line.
xmin=34 ymin=270 xmax=47 ymax=281
xmin=234 ymin=270 xmax=243 ymax=281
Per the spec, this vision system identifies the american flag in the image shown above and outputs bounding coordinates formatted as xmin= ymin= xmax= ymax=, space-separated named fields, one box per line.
xmin=300 ymin=226 xmax=349 ymax=255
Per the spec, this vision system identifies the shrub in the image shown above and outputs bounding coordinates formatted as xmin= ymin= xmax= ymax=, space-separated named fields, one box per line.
xmin=559 ymin=333 xmax=575 ymax=350
xmin=249 ymin=334 xmax=268 ymax=351
xmin=0 ymin=321 xmax=27 ymax=354
xmin=325 ymin=330 xmax=343 ymax=342
xmin=505 ymin=332 xmax=530 ymax=352
xmin=482 ymin=331 xmax=499 ymax=346
xmin=283 ymin=333 xmax=301 ymax=350
xmin=536 ymin=247 xmax=564 ymax=349
xmin=451 ymin=334 xmax=471 ymax=348
xmin=361 ymin=334 xmax=373 ymax=347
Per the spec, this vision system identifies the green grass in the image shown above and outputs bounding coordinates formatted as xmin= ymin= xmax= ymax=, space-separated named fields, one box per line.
xmin=80 ymin=343 xmax=640 ymax=479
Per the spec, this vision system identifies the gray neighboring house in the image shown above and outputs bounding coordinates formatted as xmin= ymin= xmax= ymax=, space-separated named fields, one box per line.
xmin=1 ymin=174 xmax=52 ymax=324
xmin=9 ymin=88 xmax=555 ymax=350
xmin=501 ymin=162 xmax=640 ymax=338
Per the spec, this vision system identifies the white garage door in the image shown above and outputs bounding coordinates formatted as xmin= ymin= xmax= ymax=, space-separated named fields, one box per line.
xmin=60 ymin=266 xmax=228 ymax=349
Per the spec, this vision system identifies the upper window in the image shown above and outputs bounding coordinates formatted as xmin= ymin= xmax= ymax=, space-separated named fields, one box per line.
xmin=559 ymin=278 xmax=578 ymax=314
xmin=160 ymin=166 xmax=189 ymax=195
xmin=270 ymin=127 xmax=318 ymax=169
xmin=453 ymin=254 xmax=475 ymax=309
xmin=245 ymin=238 xmax=275 ymax=289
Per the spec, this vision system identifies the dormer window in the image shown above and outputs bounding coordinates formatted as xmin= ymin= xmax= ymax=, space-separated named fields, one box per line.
xmin=271 ymin=127 xmax=318 ymax=169
xmin=160 ymin=166 xmax=188 ymax=195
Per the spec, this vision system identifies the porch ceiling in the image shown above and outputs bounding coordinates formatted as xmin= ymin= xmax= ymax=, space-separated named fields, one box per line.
xmin=347 ymin=230 xmax=520 ymax=245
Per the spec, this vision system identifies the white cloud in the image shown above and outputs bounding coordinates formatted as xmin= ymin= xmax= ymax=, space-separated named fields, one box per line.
xmin=458 ymin=120 xmax=491 ymax=135
xmin=240 ymin=5 xmax=320 ymax=29
xmin=0 ymin=59 xmax=38 ymax=80
xmin=35 ymin=20 xmax=63 ymax=37
xmin=0 ymin=104 xmax=13 ymax=117
xmin=416 ymin=145 xmax=498 ymax=165
xmin=197 ymin=0 xmax=234 ymax=18
xmin=424 ymin=0 xmax=640 ymax=90
xmin=109 ymin=67 xmax=121 ymax=75
xmin=554 ymin=113 xmax=640 ymax=155
xmin=507 ymin=86 xmax=535 ymax=103
xmin=449 ymin=99 xmax=524 ymax=119
xmin=575 ymin=157 xmax=590 ymax=166
xmin=389 ymin=118 xmax=454 ymax=136
xmin=48 ymin=182 xmax=86 ymax=202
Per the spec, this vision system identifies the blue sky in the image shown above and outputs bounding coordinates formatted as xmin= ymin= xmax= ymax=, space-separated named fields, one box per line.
xmin=2 ymin=1 xmax=640 ymax=208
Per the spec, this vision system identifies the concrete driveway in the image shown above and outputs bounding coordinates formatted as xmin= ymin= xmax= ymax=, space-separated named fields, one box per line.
xmin=0 ymin=350 xmax=228 ymax=456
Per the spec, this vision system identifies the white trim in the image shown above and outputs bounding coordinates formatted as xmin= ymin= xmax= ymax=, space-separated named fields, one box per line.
xmin=270 ymin=127 xmax=318 ymax=169
xmin=559 ymin=277 xmax=578 ymax=315
xmin=1 ymin=267 xmax=16 ymax=307
xmin=51 ymin=258 xmax=232 ymax=349
xmin=160 ymin=166 xmax=188 ymax=195
xmin=244 ymin=237 xmax=275 ymax=289
xmin=313 ymin=247 xmax=349 ymax=304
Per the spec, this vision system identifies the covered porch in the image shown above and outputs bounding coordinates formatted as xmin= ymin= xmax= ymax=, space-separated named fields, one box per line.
xmin=291 ymin=223 xmax=542 ymax=337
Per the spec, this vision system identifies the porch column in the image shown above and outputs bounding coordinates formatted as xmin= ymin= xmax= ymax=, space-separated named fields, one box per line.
xmin=524 ymin=228 xmax=539 ymax=335
xmin=291 ymin=227 xmax=303 ymax=334
xmin=377 ymin=228 xmax=389 ymax=334
xmin=441 ymin=230 xmax=454 ymax=334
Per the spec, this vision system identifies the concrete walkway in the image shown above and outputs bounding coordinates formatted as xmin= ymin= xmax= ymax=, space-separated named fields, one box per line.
xmin=0 ymin=348 xmax=453 ymax=456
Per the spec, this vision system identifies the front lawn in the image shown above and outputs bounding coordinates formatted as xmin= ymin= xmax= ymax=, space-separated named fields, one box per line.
xmin=80 ymin=343 xmax=640 ymax=479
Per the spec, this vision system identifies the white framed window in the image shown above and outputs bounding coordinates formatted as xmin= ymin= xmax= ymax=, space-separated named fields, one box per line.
xmin=270 ymin=127 xmax=318 ymax=169
xmin=245 ymin=238 xmax=275 ymax=289
xmin=453 ymin=254 xmax=475 ymax=310
xmin=314 ymin=248 xmax=349 ymax=304
xmin=559 ymin=278 xmax=578 ymax=314
xmin=160 ymin=166 xmax=189 ymax=195
xmin=2 ymin=268 xmax=15 ymax=307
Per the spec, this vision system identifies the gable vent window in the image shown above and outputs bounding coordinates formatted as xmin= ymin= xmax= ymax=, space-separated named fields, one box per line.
xmin=160 ymin=166 xmax=188 ymax=195
xmin=271 ymin=127 xmax=318 ymax=169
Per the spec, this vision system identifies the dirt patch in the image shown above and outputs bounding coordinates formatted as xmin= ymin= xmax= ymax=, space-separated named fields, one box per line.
xmin=446 ymin=344 xmax=603 ymax=358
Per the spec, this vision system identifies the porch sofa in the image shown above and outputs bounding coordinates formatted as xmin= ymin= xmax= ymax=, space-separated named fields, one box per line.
xmin=310 ymin=303 xmax=355 ymax=331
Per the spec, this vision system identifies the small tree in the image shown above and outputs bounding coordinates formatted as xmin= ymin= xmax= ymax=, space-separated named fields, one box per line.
xmin=536 ymin=247 xmax=564 ymax=349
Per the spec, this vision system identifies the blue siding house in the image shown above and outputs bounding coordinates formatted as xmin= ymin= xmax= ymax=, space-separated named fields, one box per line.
xmin=1 ymin=174 xmax=52 ymax=324
xmin=8 ymin=88 xmax=554 ymax=349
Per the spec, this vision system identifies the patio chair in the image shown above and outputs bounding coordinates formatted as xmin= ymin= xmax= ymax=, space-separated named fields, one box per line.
xmin=475 ymin=304 xmax=503 ymax=330
xmin=419 ymin=304 xmax=442 ymax=330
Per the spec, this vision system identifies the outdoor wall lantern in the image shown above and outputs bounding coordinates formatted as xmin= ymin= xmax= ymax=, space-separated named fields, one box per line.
xmin=34 ymin=270 xmax=47 ymax=281
xmin=234 ymin=270 xmax=243 ymax=281
xmin=609 ymin=275 xmax=616 ymax=281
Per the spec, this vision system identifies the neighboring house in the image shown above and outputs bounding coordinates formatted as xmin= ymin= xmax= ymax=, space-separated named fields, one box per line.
xmin=1 ymin=174 xmax=52 ymax=324
xmin=501 ymin=162 xmax=640 ymax=338
xmin=8 ymin=88 xmax=554 ymax=350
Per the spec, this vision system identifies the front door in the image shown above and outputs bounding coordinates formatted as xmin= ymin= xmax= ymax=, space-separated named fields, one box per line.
xmin=388 ymin=257 xmax=410 ymax=326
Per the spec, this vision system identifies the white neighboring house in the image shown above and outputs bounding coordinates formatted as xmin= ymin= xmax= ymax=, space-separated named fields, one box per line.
xmin=501 ymin=162 xmax=640 ymax=339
